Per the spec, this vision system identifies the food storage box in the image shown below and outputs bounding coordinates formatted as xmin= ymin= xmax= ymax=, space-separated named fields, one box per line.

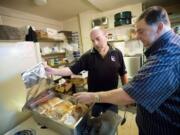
xmin=36 ymin=30 xmax=48 ymax=39
xmin=21 ymin=63 xmax=93 ymax=135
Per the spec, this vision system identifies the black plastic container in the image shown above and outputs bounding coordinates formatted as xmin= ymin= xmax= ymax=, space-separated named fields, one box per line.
xmin=114 ymin=11 xmax=132 ymax=19
xmin=114 ymin=11 xmax=132 ymax=26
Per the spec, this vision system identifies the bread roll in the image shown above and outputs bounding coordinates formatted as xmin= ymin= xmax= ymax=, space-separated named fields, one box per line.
xmin=45 ymin=109 xmax=63 ymax=119
xmin=55 ymin=101 xmax=73 ymax=109
xmin=35 ymin=97 xmax=63 ymax=115
xmin=35 ymin=102 xmax=51 ymax=114
xmin=47 ymin=97 xmax=63 ymax=107
xmin=53 ymin=101 xmax=73 ymax=116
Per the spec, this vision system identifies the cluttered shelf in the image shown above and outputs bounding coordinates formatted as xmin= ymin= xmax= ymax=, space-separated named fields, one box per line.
xmin=41 ymin=52 xmax=66 ymax=57
xmin=41 ymin=52 xmax=67 ymax=68
xmin=44 ymin=61 xmax=68 ymax=68
xmin=36 ymin=29 xmax=66 ymax=43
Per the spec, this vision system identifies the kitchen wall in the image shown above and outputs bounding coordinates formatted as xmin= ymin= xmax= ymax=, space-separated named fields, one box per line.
xmin=78 ymin=3 xmax=142 ymax=52
xmin=79 ymin=10 xmax=99 ymax=53
xmin=0 ymin=6 xmax=63 ymax=30
xmin=62 ymin=16 xmax=83 ymax=53
xmin=63 ymin=17 xmax=79 ymax=32
xmin=0 ymin=6 xmax=63 ymax=135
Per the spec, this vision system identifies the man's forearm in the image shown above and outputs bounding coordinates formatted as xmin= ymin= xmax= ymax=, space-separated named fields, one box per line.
xmin=52 ymin=67 xmax=73 ymax=76
xmin=98 ymin=88 xmax=135 ymax=105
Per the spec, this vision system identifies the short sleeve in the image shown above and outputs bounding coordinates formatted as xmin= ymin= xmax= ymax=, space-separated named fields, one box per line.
xmin=116 ymin=49 xmax=127 ymax=76
xmin=69 ymin=52 xmax=89 ymax=74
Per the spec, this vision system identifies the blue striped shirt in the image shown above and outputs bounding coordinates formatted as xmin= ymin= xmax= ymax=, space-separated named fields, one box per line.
xmin=123 ymin=30 xmax=180 ymax=135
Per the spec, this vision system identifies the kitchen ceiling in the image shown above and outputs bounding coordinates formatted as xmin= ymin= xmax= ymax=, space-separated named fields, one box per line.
xmin=0 ymin=0 xmax=96 ymax=21
xmin=0 ymin=0 xmax=179 ymax=21
xmin=87 ymin=0 xmax=147 ymax=11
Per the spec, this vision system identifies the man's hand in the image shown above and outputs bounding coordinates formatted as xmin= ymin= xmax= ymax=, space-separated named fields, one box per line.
xmin=73 ymin=92 xmax=96 ymax=104
xmin=43 ymin=62 xmax=56 ymax=75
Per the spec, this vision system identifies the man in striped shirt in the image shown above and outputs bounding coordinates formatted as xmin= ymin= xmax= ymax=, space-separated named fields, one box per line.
xmin=74 ymin=6 xmax=180 ymax=135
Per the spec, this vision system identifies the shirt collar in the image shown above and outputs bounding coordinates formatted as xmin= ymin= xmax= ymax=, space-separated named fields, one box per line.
xmin=144 ymin=30 xmax=174 ymax=57
xmin=90 ymin=43 xmax=116 ymax=54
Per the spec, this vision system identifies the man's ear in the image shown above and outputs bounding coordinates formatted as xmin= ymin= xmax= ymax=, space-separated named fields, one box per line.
xmin=157 ymin=22 xmax=163 ymax=34
xmin=104 ymin=32 xmax=108 ymax=38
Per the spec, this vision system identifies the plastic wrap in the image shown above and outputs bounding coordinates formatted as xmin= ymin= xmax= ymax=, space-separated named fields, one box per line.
xmin=21 ymin=63 xmax=47 ymax=88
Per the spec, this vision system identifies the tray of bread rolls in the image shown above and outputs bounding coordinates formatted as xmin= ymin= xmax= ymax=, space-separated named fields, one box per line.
xmin=26 ymin=89 xmax=93 ymax=135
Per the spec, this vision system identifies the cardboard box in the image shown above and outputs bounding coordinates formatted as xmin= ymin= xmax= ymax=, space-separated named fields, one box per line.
xmin=70 ymin=77 xmax=87 ymax=87
xmin=36 ymin=30 xmax=48 ymax=39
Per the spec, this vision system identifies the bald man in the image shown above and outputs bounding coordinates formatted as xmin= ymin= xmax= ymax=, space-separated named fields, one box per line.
xmin=45 ymin=26 xmax=128 ymax=117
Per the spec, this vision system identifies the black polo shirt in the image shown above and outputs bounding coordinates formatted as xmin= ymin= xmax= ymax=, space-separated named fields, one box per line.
xmin=70 ymin=46 xmax=127 ymax=92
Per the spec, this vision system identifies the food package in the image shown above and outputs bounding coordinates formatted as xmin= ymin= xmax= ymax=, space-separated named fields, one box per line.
xmin=46 ymin=28 xmax=58 ymax=37
xmin=36 ymin=30 xmax=48 ymax=39
xmin=55 ymin=79 xmax=72 ymax=93
xmin=70 ymin=77 xmax=87 ymax=87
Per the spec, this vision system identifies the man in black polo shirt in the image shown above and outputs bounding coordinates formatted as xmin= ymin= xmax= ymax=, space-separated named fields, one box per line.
xmin=45 ymin=26 xmax=128 ymax=117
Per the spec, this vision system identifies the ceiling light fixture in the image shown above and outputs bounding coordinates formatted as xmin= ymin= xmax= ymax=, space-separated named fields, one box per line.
xmin=34 ymin=0 xmax=47 ymax=6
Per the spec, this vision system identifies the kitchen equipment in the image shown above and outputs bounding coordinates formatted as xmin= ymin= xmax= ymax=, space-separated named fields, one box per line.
xmin=21 ymin=63 xmax=93 ymax=135
xmin=125 ymin=40 xmax=143 ymax=56
xmin=124 ymin=55 xmax=142 ymax=79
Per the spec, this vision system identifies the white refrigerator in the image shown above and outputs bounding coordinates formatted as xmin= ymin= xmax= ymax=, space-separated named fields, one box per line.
xmin=0 ymin=41 xmax=41 ymax=134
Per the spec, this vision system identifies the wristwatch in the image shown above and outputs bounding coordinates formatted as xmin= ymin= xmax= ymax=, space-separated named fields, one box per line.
xmin=94 ymin=94 xmax=101 ymax=103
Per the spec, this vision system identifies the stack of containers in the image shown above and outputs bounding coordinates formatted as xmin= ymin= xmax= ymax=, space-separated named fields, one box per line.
xmin=114 ymin=11 xmax=132 ymax=27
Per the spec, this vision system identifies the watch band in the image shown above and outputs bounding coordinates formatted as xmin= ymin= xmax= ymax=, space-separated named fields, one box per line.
xmin=94 ymin=94 xmax=101 ymax=103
